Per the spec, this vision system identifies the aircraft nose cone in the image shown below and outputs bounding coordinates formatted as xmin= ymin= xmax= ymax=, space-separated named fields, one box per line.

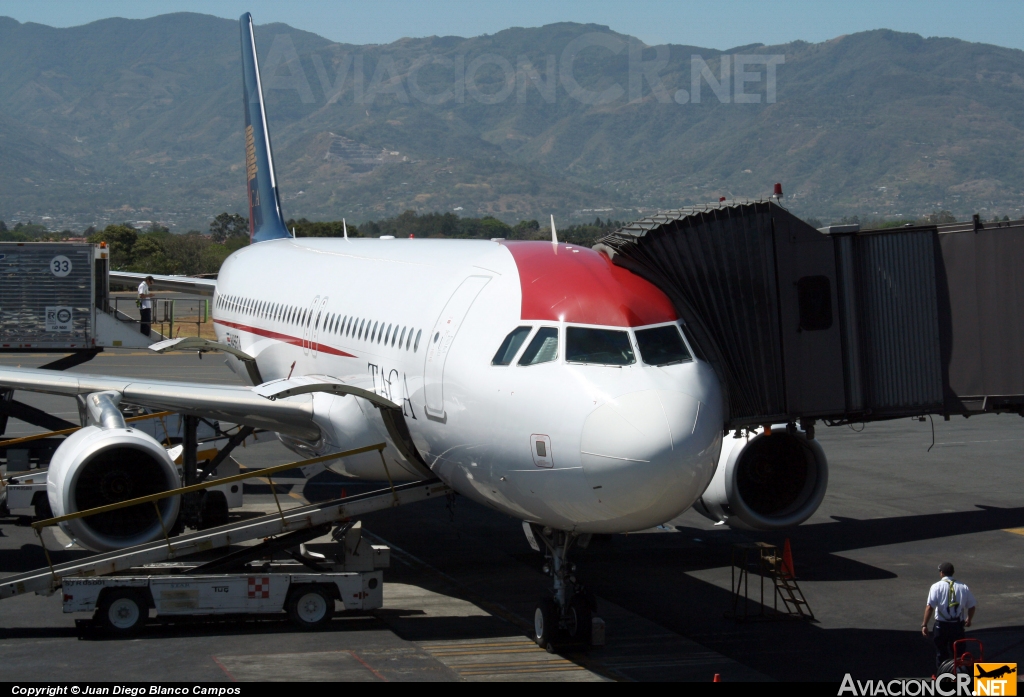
xmin=580 ymin=389 xmax=719 ymax=530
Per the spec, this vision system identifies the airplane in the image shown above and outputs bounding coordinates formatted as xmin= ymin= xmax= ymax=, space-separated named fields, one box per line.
xmin=976 ymin=666 xmax=1016 ymax=679
xmin=0 ymin=13 xmax=827 ymax=648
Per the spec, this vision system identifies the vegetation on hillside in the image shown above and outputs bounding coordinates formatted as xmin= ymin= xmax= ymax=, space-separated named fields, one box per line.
xmin=4 ymin=208 xmax=1012 ymax=276
xmin=2 ymin=15 xmax=1024 ymax=230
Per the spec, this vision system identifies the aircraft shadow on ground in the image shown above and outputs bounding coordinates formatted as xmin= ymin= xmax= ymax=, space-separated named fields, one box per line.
xmin=563 ymin=506 xmax=1024 ymax=680
xmin=0 ymin=543 xmax=92 ymax=574
xmin=655 ymin=504 xmax=1024 ymax=582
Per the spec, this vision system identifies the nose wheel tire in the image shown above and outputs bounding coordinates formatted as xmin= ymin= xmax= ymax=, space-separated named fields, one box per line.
xmin=97 ymin=589 xmax=146 ymax=637
xmin=286 ymin=586 xmax=334 ymax=630
xmin=534 ymin=597 xmax=559 ymax=650
xmin=565 ymin=594 xmax=593 ymax=645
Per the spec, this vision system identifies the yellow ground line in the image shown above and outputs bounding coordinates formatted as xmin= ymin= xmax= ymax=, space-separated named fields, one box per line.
xmin=458 ymin=666 xmax=586 ymax=676
xmin=452 ymin=660 xmax=574 ymax=668
xmin=424 ymin=641 xmax=536 ymax=651
xmin=1004 ymin=527 xmax=1024 ymax=536
xmin=288 ymin=492 xmax=305 ymax=501
xmin=425 ymin=643 xmax=538 ymax=652
xmin=430 ymin=646 xmax=548 ymax=650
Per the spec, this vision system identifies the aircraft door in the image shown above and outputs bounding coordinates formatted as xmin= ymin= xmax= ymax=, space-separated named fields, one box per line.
xmin=311 ymin=296 xmax=328 ymax=358
xmin=302 ymin=295 xmax=319 ymax=356
xmin=423 ymin=275 xmax=490 ymax=421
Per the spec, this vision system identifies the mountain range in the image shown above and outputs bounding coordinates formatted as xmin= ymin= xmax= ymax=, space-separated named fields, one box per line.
xmin=0 ymin=13 xmax=1022 ymax=231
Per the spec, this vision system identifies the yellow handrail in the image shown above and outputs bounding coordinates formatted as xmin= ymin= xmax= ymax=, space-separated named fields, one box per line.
xmin=1 ymin=411 xmax=175 ymax=448
xmin=32 ymin=442 xmax=386 ymax=531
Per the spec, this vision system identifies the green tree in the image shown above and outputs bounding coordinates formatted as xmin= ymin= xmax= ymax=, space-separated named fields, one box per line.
xmin=286 ymin=217 xmax=360 ymax=237
xmin=512 ymin=219 xmax=542 ymax=239
xmin=921 ymin=210 xmax=956 ymax=225
xmin=209 ymin=213 xmax=249 ymax=243
xmin=12 ymin=221 xmax=47 ymax=237
xmin=128 ymin=236 xmax=170 ymax=274
xmin=162 ymin=232 xmax=209 ymax=275
xmin=88 ymin=224 xmax=138 ymax=269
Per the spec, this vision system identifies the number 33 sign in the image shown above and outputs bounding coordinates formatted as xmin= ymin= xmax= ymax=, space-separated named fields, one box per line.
xmin=50 ymin=255 xmax=72 ymax=277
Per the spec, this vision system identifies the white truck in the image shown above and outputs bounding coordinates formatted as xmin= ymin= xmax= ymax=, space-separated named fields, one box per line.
xmin=64 ymin=568 xmax=383 ymax=635
xmin=62 ymin=522 xmax=391 ymax=636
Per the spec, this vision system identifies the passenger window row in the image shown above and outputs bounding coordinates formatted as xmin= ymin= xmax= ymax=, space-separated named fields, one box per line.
xmin=491 ymin=323 xmax=692 ymax=367
xmin=214 ymin=293 xmax=423 ymax=352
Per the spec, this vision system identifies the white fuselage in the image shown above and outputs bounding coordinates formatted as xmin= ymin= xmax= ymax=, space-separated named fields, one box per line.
xmin=213 ymin=236 xmax=724 ymax=533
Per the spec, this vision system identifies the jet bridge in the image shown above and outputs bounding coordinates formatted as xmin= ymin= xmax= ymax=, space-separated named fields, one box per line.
xmin=597 ymin=201 xmax=1024 ymax=429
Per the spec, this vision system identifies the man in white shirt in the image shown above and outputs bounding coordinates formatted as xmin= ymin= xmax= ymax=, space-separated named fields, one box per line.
xmin=138 ymin=276 xmax=154 ymax=336
xmin=922 ymin=562 xmax=977 ymax=672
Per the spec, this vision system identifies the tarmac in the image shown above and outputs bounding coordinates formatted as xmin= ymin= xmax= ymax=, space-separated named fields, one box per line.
xmin=1 ymin=350 xmax=1022 ymax=682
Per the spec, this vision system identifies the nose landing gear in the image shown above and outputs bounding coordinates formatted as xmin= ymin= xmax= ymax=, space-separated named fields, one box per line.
xmin=528 ymin=525 xmax=596 ymax=651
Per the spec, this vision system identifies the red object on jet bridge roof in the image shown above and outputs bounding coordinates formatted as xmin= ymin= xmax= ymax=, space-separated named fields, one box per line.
xmin=773 ymin=182 xmax=783 ymax=197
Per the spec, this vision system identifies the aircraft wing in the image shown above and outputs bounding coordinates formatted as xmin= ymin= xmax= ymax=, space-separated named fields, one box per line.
xmin=109 ymin=271 xmax=217 ymax=296
xmin=0 ymin=366 xmax=317 ymax=440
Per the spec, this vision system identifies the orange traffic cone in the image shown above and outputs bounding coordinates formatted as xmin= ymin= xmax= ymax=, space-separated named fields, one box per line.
xmin=713 ymin=674 xmax=721 ymax=682
xmin=780 ymin=538 xmax=795 ymax=578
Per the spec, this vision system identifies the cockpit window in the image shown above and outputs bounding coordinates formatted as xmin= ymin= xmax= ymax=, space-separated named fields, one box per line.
xmin=518 ymin=327 xmax=559 ymax=366
xmin=492 ymin=326 xmax=532 ymax=366
xmin=565 ymin=327 xmax=635 ymax=366
xmin=635 ymin=325 xmax=692 ymax=366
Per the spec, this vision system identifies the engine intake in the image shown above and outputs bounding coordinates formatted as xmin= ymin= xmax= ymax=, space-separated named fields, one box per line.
xmin=693 ymin=427 xmax=827 ymax=531
xmin=47 ymin=425 xmax=180 ymax=552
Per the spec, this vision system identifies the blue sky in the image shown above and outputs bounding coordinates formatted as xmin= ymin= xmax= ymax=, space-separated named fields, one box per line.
xmin=1 ymin=0 xmax=1022 ymax=50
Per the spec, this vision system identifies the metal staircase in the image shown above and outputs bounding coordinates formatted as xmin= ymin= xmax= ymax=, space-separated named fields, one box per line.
xmin=725 ymin=541 xmax=814 ymax=621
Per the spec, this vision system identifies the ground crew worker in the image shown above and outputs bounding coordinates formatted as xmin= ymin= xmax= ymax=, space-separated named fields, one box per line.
xmin=921 ymin=562 xmax=976 ymax=672
xmin=138 ymin=275 xmax=154 ymax=336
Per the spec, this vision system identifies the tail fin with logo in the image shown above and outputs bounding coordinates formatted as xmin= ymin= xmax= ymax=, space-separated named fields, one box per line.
xmin=239 ymin=13 xmax=290 ymax=243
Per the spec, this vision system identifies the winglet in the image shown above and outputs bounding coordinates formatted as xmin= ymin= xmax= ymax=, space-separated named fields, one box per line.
xmin=240 ymin=13 xmax=290 ymax=244
xmin=550 ymin=215 xmax=558 ymax=244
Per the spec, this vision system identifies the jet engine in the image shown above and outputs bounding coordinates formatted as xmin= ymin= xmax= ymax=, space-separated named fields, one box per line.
xmin=693 ymin=427 xmax=827 ymax=531
xmin=46 ymin=393 xmax=180 ymax=552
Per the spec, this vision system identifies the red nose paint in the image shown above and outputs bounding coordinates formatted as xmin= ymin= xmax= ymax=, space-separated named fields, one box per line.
xmin=500 ymin=241 xmax=677 ymax=327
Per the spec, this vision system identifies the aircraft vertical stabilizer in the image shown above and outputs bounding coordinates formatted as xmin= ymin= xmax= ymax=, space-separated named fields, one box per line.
xmin=239 ymin=13 xmax=290 ymax=243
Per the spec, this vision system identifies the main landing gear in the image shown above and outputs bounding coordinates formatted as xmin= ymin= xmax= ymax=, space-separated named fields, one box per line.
xmin=528 ymin=525 xmax=597 ymax=651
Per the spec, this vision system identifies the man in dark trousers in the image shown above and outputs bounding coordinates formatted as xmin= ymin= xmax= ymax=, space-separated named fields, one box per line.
xmin=922 ymin=562 xmax=977 ymax=672
xmin=138 ymin=275 xmax=154 ymax=336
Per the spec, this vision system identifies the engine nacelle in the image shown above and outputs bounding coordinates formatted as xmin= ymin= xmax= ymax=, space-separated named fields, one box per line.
xmin=693 ymin=427 xmax=828 ymax=531
xmin=47 ymin=425 xmax=181 ymax=552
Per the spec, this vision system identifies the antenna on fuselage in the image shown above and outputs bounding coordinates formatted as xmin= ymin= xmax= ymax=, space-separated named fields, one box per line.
xmin=550 ymin=215 xmax=558 ymax=244
xmin=343 ymin=219 xmax=348 ymax=240
xmin=291 ymin=227 xmax=296 ymax=238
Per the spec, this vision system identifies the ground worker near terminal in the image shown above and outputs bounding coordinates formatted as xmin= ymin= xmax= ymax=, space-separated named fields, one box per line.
xmin=922 ymin=562 xmax=976 ymax=671
xmin=138 ymin=275 xmax=154 ymax=336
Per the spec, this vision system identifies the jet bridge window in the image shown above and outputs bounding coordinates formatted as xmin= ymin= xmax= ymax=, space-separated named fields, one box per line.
xmin=492 ymin=327 xmax=532 ymax=365
xmin=635 ymin=325 xmax=692 ymax=366
xmin=797 ymin=275 xmax=833 ymax=331
xmin=565 ymin=327 xmax=635 ymax=366
xmin=518 ymin=327 xmax=559 ymax=366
